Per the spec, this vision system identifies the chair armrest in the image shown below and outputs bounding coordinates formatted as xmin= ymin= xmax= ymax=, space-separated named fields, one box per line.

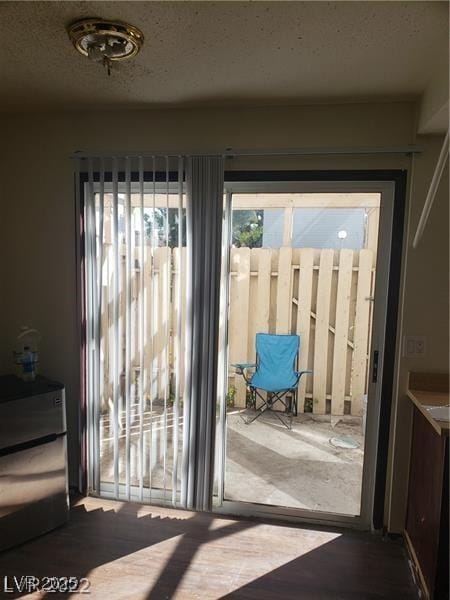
xmin=232 ymin=363 xmax=256 ymax=375
xmin=296 ymin=370 xmax=313 ymax=378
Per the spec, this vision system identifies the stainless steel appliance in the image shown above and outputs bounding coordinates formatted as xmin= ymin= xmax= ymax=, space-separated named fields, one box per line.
xmin=0 ymin=375 xmax=69 ymax=552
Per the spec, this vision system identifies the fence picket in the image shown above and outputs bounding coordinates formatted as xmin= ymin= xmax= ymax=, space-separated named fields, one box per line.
xmin=250 ymin=248 xmax=272 ymax=358
xmin=351 ymin=249 xmax=373 ymax=416
xmin=313 ymin=249 xmax=334 ymax=414
xmin=173 ymin=247 xmax=187 ymax=397
xmin=250 ymin=248 xmax=272 ymax=409
xmin=158 ymin=247 xmax=171 ymax=402
xmin=152 ymin=249 xmax=161 ymax=400
xmin=143 ymin=245 xmax=153 ymax=403
xmin=331 ymin=249 xmax=353 ymax=415
xmin=297 ymin=248 xmax=314 ymax=412
xmin=276 ymin=247 xmax=292 ymax=333
xmin=229 ymin=248 xmax=251 ymax=407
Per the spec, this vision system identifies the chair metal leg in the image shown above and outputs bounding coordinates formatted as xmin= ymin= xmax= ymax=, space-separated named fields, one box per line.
xmin=265 ymin=391 xmax=295 ymax=429
xmin=240 ymin=388 xmax=296 ymax=430
xmin=271 ymin=406 xmax=293 ymax=430
xmin=243 ymin=402 xmax=271 ymax=425
xmin=240 ymin=388 xmax=270 ymax=425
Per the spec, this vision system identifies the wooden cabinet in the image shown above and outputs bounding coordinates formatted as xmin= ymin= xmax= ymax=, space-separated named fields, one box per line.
xmin=405 ymin=373 xmax=449 ymax=600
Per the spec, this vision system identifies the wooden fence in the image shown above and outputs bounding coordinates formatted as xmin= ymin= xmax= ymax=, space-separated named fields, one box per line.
xmin=228 ymin=247 xmax=375 ymax=416
xmin=99 ymin=245 xmax=375 ymax=418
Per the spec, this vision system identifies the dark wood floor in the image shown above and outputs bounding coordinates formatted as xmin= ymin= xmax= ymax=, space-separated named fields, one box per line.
xmin=0 ymin=496 xmax=416 ymax=599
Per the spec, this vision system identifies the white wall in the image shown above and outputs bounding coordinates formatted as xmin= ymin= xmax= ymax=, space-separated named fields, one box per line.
xmin=0 ymin=102 xmax=447 ymax=531
xmin=385 ymin=135 xmax=449 ymax=531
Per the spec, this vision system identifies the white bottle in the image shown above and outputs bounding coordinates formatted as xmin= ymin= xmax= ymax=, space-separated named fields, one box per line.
xmin=21 ymin=346 xmax=36 ymax=382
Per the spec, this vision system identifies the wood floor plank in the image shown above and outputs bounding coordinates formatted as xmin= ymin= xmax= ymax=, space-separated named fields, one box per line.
xmin=0 ymin=496 xmax=416 ymax=600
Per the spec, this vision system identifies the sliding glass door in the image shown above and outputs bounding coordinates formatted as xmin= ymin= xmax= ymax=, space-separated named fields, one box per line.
xmin=214 ymin=180 xmax=395 ymax=528
xmin=84 ymin=165 xmax=399 ymax=529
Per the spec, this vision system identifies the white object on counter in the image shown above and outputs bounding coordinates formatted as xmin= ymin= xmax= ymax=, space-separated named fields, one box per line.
xmin=425 ymin=405 xmax=450 ymax=422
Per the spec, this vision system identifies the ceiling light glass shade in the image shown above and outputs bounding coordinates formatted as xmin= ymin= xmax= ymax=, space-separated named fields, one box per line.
xmin=87 ymin=44 xmax=105 ymax=62
xmin=67 ymin=18 xmax=144 ymax=62
xmin=105 ymin=38 xmax=128 ymax=58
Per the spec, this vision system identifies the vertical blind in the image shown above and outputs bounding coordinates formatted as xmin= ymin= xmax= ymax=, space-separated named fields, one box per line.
xmin=81 ymin=155 xmax=223 ymax=510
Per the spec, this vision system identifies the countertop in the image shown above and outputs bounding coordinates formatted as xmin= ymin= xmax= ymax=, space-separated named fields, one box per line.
xmin=407 ymin=372 xmax=449 ymax=436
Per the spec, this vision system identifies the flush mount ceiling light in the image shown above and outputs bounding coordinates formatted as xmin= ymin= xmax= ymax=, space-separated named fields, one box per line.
xmin=67 ymin=18 xmax=144 ymax=75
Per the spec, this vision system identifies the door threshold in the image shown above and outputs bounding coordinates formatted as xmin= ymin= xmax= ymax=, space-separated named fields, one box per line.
xmin=214 ymin=499 xmax=368 ymax=530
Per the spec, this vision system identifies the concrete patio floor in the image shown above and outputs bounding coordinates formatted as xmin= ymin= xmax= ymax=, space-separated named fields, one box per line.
xmin=224 ymin=410 xmax=364 ymax=515
xmin=99 ymin=405 xmax=364 ymax=516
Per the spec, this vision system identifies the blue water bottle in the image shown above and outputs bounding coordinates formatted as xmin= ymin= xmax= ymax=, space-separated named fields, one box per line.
xmin=21 ymin=346 xmax=36 ymax=382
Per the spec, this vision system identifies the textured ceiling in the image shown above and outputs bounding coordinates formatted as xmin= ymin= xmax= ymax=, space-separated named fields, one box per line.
xmin=0 ymin=1 xmax=448 ymax=111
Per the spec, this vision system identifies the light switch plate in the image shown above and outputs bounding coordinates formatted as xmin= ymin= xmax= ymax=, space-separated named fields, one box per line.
xmin=403 ymin=336 xmax=427 ymax=357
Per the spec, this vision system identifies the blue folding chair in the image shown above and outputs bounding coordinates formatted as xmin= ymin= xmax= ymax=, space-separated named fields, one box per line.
xmin=233 ymin=333 xmax=311 ymax=429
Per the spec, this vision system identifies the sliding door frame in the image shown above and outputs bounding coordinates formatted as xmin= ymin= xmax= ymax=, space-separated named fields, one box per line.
xmin=214 ymin=169 xmax=407 ymax=530
xmin=77 ymin=168 xmax=406 ymax=530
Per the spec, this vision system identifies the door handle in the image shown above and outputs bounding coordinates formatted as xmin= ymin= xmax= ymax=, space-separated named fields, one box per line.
xmin=372 ymin=350 xmax=379 ymax=383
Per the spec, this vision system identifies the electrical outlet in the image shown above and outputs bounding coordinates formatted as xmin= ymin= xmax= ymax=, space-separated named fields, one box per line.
xmin=403 ymin=336 xmax=427 ymax=357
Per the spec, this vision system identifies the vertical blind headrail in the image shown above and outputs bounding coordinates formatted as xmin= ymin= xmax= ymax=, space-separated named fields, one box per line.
xmin=77 ymin=170 xmax=186 ymax=183
xmin=72 ymin=146 xmax=422 ymax=160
